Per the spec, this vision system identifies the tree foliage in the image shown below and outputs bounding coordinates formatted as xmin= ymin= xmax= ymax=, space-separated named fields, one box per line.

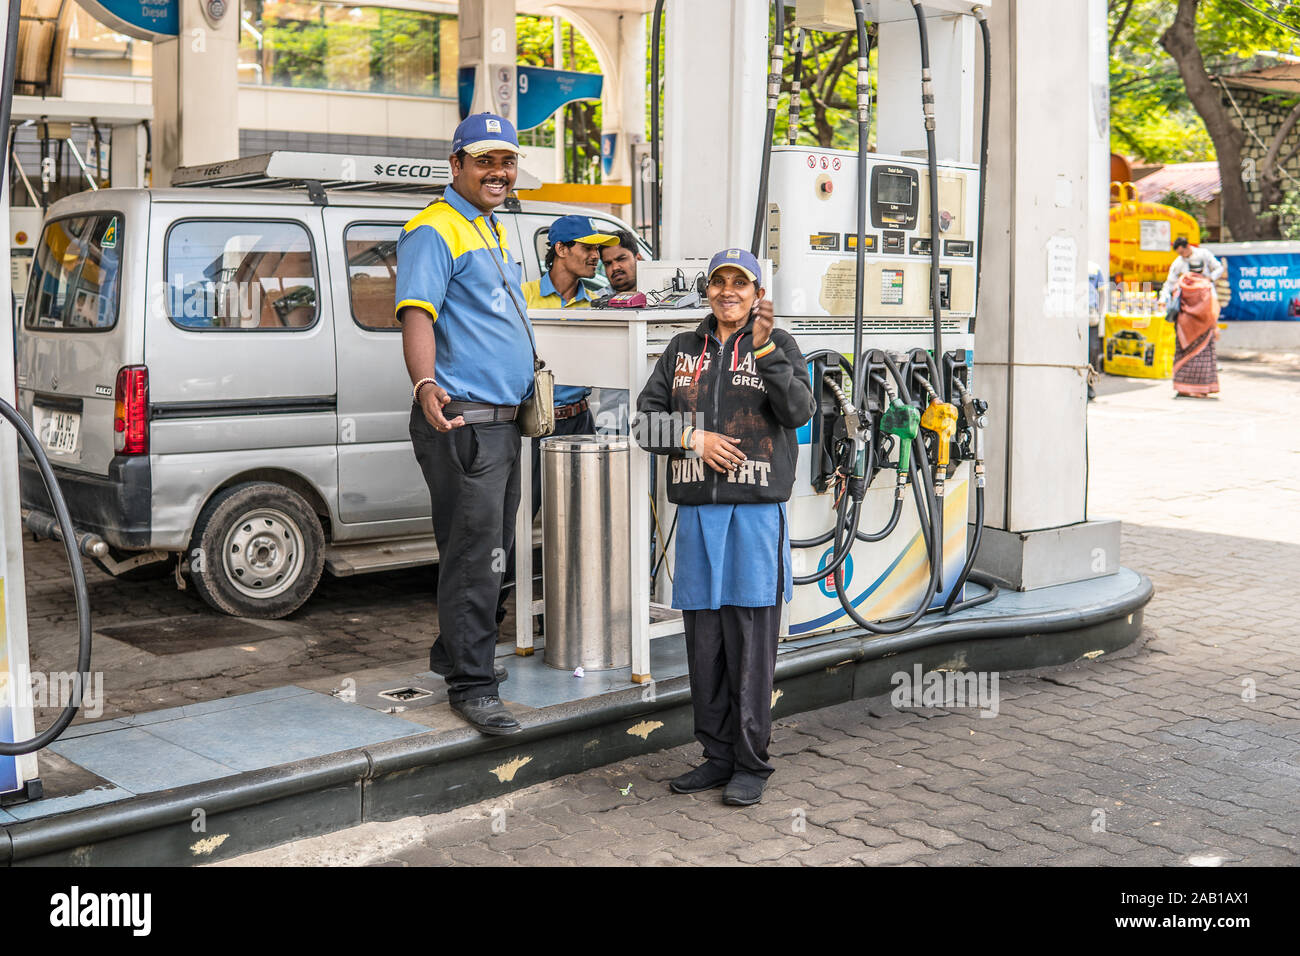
xmin=1111 ymin=0 xmax=1300 ymax=238
xmin=1109 ymin=0 xmax=1300 ymax=163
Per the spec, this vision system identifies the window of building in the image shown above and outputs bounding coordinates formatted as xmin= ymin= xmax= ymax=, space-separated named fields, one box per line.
xmin=65 ymin=3 xmax=153 ymax=78
xmin=166 ymin=220 xmax=319 ymax=331
xmin=345 ymin=222 xmax=401 ymax=330
xmin=239 ymin=1 xmax=458 ymax=98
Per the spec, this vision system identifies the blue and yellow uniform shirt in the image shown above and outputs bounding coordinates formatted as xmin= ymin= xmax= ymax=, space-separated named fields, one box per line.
xmin=521 ymin=272 xmax=593 ymax=407
xmin=394 ymin=185 xmax=535 ymax=407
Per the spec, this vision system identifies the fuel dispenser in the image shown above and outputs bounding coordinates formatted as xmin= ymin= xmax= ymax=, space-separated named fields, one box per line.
xmin=752 ymin=1 xmax=996 ymax=637
xmin=639 ymin=0 xmax=997 ymax=641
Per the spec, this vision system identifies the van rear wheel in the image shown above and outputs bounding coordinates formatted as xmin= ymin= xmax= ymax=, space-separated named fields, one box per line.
xmin=189 ymin=482 xmax=325 ymax=619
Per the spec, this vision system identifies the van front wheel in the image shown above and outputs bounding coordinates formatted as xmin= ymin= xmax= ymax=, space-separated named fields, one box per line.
xmin=189 ymin=482 xmax=325 ymax=619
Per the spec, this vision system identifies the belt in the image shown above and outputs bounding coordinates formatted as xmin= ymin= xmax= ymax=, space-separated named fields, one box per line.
xmin=554 ymin=399 xmax=590 ymax=420
xmin=443 ymin=401 xmax=518 ymax=424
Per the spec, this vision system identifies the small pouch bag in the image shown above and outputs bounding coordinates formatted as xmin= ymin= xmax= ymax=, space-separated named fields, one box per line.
xmin=517 ymin=360 xmax=555 ymax=438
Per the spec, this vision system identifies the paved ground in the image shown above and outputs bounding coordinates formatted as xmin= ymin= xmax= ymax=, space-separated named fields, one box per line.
xmin=217 ymin=351 xmax=1300 ymax=867
xmin=21 ymin=539 xmax=525 ymax=722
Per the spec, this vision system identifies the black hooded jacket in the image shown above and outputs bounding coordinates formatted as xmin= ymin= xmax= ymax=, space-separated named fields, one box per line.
xmin=634 ymin=313 xmax=815 ymax=505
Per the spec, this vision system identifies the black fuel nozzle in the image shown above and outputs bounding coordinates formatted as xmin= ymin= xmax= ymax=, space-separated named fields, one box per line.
xmin=952 ymin=380 xmax=988 ymax=465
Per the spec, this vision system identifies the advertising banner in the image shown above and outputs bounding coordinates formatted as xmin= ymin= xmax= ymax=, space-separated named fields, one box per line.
xmin=1218 ymin=252 xmax=1300 ymax=322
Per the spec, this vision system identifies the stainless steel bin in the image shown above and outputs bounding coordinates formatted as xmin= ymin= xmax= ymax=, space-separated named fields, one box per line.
xmin=541 ymin=435 xmax=631 ymax=671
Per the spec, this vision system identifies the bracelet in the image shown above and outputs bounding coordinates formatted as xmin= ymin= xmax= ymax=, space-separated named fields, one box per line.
xmin=413 ymin=377 xmax=437 ymax=402
xmin=753 ymin=341 xmax=776 ymax=360
xmin=681 ymin=425 xmax=696 ymax=451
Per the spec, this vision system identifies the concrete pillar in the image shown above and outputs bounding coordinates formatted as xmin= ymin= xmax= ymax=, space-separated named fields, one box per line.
xmin=549 ymin=6 xmax=645 ymax=187
xmin=1088 ymin=0 xmax=1110 ymax=283
xmin=151 ymin=5 xmax=239 ymax=187
xmin=662 ymin=0 xmax=767 ymax=258
xmin=459 ymin=0 xmax=519 ymax=124
xmin=613 ymin=10 xmax=647 ymax=187
xmin=973 ymin=0 xmax=1119 ymax=588
xmin=110 ymin=123 xmax=148 ymax=188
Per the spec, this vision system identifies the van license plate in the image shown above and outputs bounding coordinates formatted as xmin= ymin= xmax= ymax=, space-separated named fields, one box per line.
xmin=38 ymin=409 xmax=80 ymax=454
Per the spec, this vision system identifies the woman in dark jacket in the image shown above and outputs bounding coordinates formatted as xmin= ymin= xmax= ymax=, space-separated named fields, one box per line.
xmin=634 ymin=248 xmax=815 ymax=805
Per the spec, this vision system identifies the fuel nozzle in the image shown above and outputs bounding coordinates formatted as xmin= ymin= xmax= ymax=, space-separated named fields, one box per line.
xmin=920 ymin=398 xmax=959 ymax=471
xmin=954 ymin=382 xmax=989 ymax=466
xmin=880 ymin=398 xmax=921 ymax=498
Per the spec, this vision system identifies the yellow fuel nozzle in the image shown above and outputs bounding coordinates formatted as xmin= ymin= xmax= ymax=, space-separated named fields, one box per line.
xmin=920 ymin=399 xmax=958 ymax=470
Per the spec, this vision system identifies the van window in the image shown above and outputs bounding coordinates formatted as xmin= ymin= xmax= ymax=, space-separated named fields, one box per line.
xmin=24 ymin=213 xmax=123 ymax=332
xmin=165 ymin=220 xmax=319 ymax=330
xmin=345 ymin=223 xmax=401 ymax=331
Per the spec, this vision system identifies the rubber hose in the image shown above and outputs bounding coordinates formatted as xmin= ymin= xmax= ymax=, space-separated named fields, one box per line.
xmin=0 ymin=398 xmax=94 ymax=756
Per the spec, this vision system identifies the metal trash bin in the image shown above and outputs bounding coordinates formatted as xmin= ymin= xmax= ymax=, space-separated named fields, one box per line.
xmin=541 ymin=435 xmax=630 ymax=671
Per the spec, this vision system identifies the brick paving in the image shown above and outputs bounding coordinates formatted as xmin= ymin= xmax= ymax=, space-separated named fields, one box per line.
xmin=20 ymin=539 xmax=511 ymax=722
xmin=221 ymin=352 xmax=1300 ymax=867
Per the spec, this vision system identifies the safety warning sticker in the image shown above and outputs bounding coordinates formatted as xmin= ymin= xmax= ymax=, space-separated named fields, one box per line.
xmin=819 ymin=261 xmax=858 ymax=315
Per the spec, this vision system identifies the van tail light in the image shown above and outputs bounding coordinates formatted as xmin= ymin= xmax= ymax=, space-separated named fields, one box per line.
xmin=114 ymin=366 xmax=149 ymax=455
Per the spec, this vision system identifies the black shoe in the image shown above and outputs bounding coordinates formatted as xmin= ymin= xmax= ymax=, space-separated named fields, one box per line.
xmin=431 ymin=660 xmax=508 ymax=683
xmin=722 ymin=771 xmax=767 ymax=806
xmin=670 ymin=759 xmax=733 ymax=794
xmin=449 ymin=696 xmax=521 ymax=736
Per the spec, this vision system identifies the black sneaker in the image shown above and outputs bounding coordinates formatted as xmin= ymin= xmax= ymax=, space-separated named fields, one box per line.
xmin=722 ymin=771 xmax=768 ymax=806
xmin=669 ymin=759 xmax=733 ymax=794
xmin=449 ymin=696 xmax=522 ymax=736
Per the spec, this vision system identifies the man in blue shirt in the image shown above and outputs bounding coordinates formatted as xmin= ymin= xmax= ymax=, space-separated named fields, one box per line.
xmin=396 ymin=112 xmax=534 ymax=736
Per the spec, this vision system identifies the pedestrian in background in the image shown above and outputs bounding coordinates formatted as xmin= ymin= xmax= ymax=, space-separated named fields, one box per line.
xmin=1170 ymin=271 xmax=1221 ymax=398
xmin=1160 ymin=236 xmax=1224 ymax=306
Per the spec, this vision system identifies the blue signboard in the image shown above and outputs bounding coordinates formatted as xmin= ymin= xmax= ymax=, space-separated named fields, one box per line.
xmin=79 ymin=1 xmax=179 ymax=41
xmin=459 ymin=66 xmax=604 ymax=131
xmin=1219 ymin=252 xmax=1300 ymax=321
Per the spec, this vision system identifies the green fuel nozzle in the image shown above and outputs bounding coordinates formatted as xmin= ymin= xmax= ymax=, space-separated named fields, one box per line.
xmin=881 ymin=398 xmax=921 ymax=478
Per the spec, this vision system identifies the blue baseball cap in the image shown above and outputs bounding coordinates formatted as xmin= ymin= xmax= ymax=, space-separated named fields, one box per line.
xmin=708 ymin=248 xmax=763 ymax=287
xmin=452 ymin=112 xmax=524 ymax=157
xmin=548 ymin=214 xmax=619 ymax=247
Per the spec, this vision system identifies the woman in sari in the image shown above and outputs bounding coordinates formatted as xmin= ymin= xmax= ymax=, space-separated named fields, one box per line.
xmin=1170 ymin=271 xmax=1220 ymax=397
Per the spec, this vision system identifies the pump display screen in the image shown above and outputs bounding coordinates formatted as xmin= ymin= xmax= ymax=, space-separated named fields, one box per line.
xmin=870 ymin=165 xmax=920 ymax=230
xmin=878 ymin=173 xmax=912 ymax=205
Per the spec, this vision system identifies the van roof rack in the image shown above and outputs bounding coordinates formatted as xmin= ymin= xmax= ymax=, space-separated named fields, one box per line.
xmin=171 ymin=151 xmax=453 ymax=203
xmin=170 ymin=150 xmax=543 ymax=205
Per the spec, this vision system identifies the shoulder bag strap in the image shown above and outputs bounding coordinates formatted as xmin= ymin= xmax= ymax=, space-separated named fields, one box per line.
xmin=463 ymin=211 xmax=542 ymax=367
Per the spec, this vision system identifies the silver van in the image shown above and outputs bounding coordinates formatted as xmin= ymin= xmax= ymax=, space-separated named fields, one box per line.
xmin=15 ymin=153 xmax=646 ymax=618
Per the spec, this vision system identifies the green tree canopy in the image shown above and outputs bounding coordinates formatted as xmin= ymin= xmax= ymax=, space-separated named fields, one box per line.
xmin=1109 ymin=0 xmax=1300 ymax=164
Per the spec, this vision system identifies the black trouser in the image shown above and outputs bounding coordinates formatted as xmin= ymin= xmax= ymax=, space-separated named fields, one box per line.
xmin=681 ymin=538 xmax=784 ymax=779
xmin=410 ymin=406 xmax=521 ymax=703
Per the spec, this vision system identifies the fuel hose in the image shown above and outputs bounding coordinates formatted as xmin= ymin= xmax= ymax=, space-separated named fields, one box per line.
xmin=0 ymin=398 xmax=94 ymax=756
